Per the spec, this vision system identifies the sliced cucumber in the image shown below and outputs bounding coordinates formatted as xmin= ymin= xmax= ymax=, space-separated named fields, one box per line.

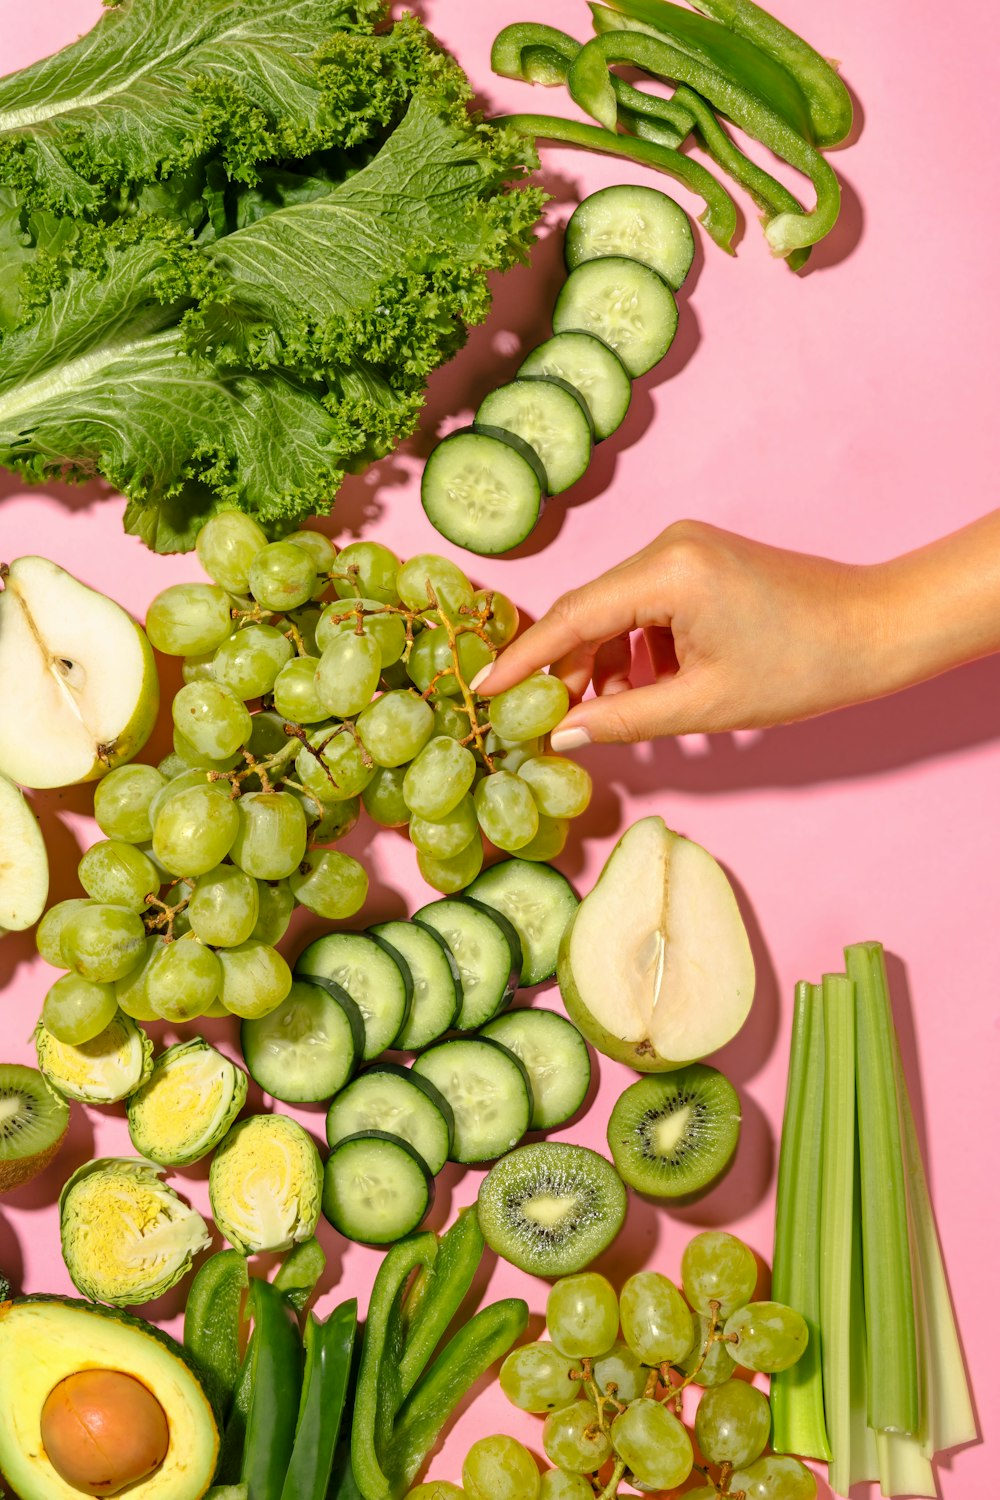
xmin=414 ymin=898 xmax=521 ymax=1030
xmin=369 ymin=920 xmax=461 ymax=1050
xmin=553 ymin=256 xmax=678 ymax=378
xmin=421 ymin=425 xmax=545 ymax=555
xmin=480 ymin=1008 xmax=591 ymax=1130
xmin=240 ymin=977 xmax=363 ymax=1104
xmin=466 ymin=859 xmax=579 ymax=986
xmin=519 ymin=332 xmax=632 ymax=442
xmin=412 ymin=1037 xmax=532 ymax=1163
xmin=295 ymin=931 xmax=412 ymax=1060
xmin=476 ymin=378 xmax=592 ymax=496
xmin=322 ymin=1131 xmax=433 ymax=1244
xmin=326 ymin=1063 xmax=453 ymax=1176
xmin=565 ymin=185 xmax=695 ymax=291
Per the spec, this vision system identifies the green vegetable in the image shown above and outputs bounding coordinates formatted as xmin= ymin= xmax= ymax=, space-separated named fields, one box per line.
xmin=770 ymin=981 xmax=830 ymax=1460
xmin=816 ymin=975 xmax=854 ymax=1492
xmin=399 ymin=1207 xmax=485 ymax=1399
xmin=281 ymin=1300 xmax=357 ymax=1500
xmin=0 ymin=8 xmax=543 ymax=552
xmin=273 ymin=1236 xmax=327 ymax=1313
xmin=240 ymin=1278 xmax=304 ymax=1500
xmin=184 ymin=1248 xmax=249 ymax=1418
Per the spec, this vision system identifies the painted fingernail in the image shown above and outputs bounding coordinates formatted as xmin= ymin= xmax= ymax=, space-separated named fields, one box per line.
xmin=550 ymin=725 xmax=591 ymax=752
xmin=469 ymin=665 xmax=493 ymax=692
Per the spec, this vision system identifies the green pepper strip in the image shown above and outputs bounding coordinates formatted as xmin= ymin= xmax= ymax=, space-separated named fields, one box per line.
xmin=680 ymin=0 xmax=853 ymax=147
xmin=398 ymin=1207 xmax=485 ymax=1400
xmin=216 ymin=1345 xmax=253 ymax=1485
xmin=280 ymin=1299 xmax=357 ymax=1500
xmin=587 ymin=0 xmax=813 ymax=140
xmin=495 ymin=114 xmax=737 ymax=254
xmin=240 ymin=1280 xmax=304 ymax=1500
xmin=273 ymin=1235 xmax=327 ymax=1313
xmin=386 ymin=1298 xmax=530 ymax=1494
xmin=184 ymin=1249 xmax=249 ymax=1420
xmin=351 ymin=1233 xmax=439 ymax=1500
xmin=569 ymin=24 xmax=839 ymax=255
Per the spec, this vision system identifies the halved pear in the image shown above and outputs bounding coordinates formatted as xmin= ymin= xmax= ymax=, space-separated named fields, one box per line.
xmin=0 ymin=773 xmax=49 ymax=933
xmin=0 ymin=557 xmax=159 ymax=789
xmin=558 ymin=816 xmax=754 ymax=1070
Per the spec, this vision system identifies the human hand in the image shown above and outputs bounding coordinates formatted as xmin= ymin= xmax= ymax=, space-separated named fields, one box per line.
xmin=472 ymin=520 xmax=893 ymax=747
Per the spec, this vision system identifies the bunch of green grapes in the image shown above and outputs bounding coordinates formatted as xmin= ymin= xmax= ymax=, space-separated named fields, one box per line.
xmin=36 ymin=515 xmax=592 ymax=1040
xmin=424 ymin=1233 xmax=815 ymax=1500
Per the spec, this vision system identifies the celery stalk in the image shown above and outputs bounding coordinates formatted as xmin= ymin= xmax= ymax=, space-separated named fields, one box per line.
xmin=847 ymin=1177 xmax=879 ymax=1487
xmin=771 ymin=981 xmax=830 ymax=1459
xmin=818 ymin=973 xmax=856 ymax=1494
xmin=876 ymin=1431 xmax=936 ymax=1497
xmin=846 ymin=942 xmax=919 ymax=1436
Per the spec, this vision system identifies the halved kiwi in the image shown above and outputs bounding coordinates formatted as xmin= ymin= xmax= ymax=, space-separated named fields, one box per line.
xmin=0 ymin=1063 xmax=70 ymax=1193
xmin=606 ymin=1065 xmax=740 ymax=1198
xmin=477 ymin=1141 xmax=627 ymax=1276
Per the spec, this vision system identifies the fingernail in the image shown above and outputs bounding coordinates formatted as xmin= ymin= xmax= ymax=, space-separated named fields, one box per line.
xmin=470 ymin=665 xmax=493 ymax=692
xmin=550 ymin=725 xmax=591 ymax=752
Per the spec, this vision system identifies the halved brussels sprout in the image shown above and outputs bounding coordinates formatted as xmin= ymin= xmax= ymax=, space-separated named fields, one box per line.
xmin=35 ymin=1010 xmax=153 ymax=1103
xmin=60 ymin=1157 xmax=211 ymax=1305
xmin=127 ymin=1039 xmax=249 ymax=1166
xmin=209 ymin=1114 xmax=322 ymax=1255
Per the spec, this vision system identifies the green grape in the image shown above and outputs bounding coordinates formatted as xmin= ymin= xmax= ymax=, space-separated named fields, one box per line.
xmin=542 ymin=1401 xmax=611 ymax=1474
xmin=60 ymin=903 xmax=147 ymax=982
xmin=406 ymin=628 xmax=492 ymax=697
xmin=609 ymin=1399 xmax=692 ymax=1490
xmin=515 ymin=816 xmax=569 ymax=862
xmin=285 ymin=528 xmax=338 ymax=588
xmin=291 ymin=605 xmax=322 ymax=655
xmin=518 ymin=757 xmax=592 ymax=819
xmin=694 ymin=1378 xmax=771 ymax=1468
xmin=316 ymin=598 xmax=406 ymax=666
xmin=289 ymin=851 xmax=368 ymax=919
xmin=380 ymin=660 xmax=411 ymax=690
xmin=333 ymin=541 xmax=400 ymax=604
xmin=94 ymin=765 xmax=167 ymax=844
xmin=36 ymin=899 xmax=90 ymax=967
xmin=217 ymin=940 xmax=293 ymax=1018
xmin=245 ymin=710 xmax=293 ymax=767
xmin=114 ymin=936 xmax=162 ymax=1021
xmin=272 ymin=655 xmax=330 ymax=723
xmin=592 ymin=1341 xmax=648 ymax=1404
xmin=78 ymin=840 xmax=159 ymax=912
xmin=619 ymin=1272 xmax=695 ymax=1365
xmin=248 ymin=540 xmax=317 ymax=610
xmin=675 ymin=1314 xmax=737 ymax=1386
xmin=362 ymin=767 xmax=410 ymax=828
xmin=316 ymin=633 xmax=382 ymax=718
xmin=462 ymin=1436 xmax=538 ymax=1500
xmin=295 ymin=726 xmax=374 ymax=804
xmin=212 ymin=623 xmax=294 ymax=700
xmin=547 ymin=1273 xmax=619 ymax=1359
xmin=499 ymin=1342 xmax=582 ymax=1413
xmin=42 ymin=973 xmax=118 ymax=1045
xmin=398 ymin=554 xmax=473 ymax=618
xmin=729 ymin=1456 xmax=817 ymax=1500
xmin=295 ymin=789 xmax=361 ymax=843
xmin=172 ymin=727 xmax=244 ymax=773
xmin=149 ymin=768 xmax=213 ymax=828
xmin=681 ymin=1231 xmax=758 ymax=1318
xmin=724 ymin=1302 xmax=808 ymax=1373
xmin=473 ymin=589 xmax=519 ymax=647
xmin=147 ymin=936 xmax=222 ymax=1022
xmin=146 ymin=583 xmax=233 ymax=656
xmin=252 ymin=881 xmax=295 ymax=944
xmin=537 ymin=1471 xmax=591 ymax=1500
xmin=417 ymin=838 xmax=483 ymax=894
xmin=484 ymin=735 xmax=543 ymax=774
xmin=490 ymin=674 xmax=570 ymax=742
xmin=153 ymin=785 xmax=240 ymax=877
xmin=230 ymin=790 xmax=307 ymax=880
xmin=408 ymin=795 xmax=478 ymax=860
xmin=474 ymin=772 xmax=539 ymax=852
xmin=181 ymin=653 xmax=218 ymax=683
xmin=407 ymin=1486 xmax=465 ymax=1500
xmin=357 ymin=691 xmax=434 ymax=768
xmin=188 ymin=864 xmax=260 ymax=946
xmin=432 ymin=701 xmax=470 ymax=740
xmin=196 ymin=512 xmax=269 ymax=594
xmin=403 ymin=736 xmax=476 ymax=820
xmin=156 ymin=753 xmax=188 ymax=781
xmin=172 ymin=680 xmax=253 ymax=761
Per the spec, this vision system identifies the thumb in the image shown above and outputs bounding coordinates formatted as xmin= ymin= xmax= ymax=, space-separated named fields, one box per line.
xmin=549 ymin=677 xmax=707 ymax=749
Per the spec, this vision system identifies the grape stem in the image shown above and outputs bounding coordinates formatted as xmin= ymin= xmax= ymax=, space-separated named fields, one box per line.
xmin=142 ymin=881 xmax=191 ymax=939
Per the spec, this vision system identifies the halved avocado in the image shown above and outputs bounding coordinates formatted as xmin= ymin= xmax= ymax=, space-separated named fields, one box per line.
xmin=0 ymin=1296 xmax=218 ymax=1499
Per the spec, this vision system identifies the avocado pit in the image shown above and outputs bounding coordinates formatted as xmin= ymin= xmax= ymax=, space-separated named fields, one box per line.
xmin=40 ymin=1368 xmax=169 ymax=1496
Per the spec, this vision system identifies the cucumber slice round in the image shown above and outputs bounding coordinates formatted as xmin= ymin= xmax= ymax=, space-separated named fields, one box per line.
xmin=295 ymin=931 xmax=412 ymax=1059
xmin=479 ymin=1008 xmax=591 ymax=1130
xmin=240 ymin=978 xmax=362 ymax=1103
xmin=369 ymin=919 xmax=461 ymax=1050
xmin=466 ymin=858 xmax=578 ymax=986
xmin=415 ymin=898 xmax=521 ymax=1030
xmin=519 ymin=332 xmax=632 ymax=442
xmin=323 ymin=1131 xmax=433 ymax=1244
xmin=326 ymin=1062 xmax=453 ymax=1175
xmin=412 ymin=1037 xmax=532 ymax=1163
xmin=421 ymin=426 xmax=545 ymax=556
xmin=565 ymin=185 xmax=695 ymax=291
xmin=553 ymin=257 xmax=678 ymax=378
xmin=476 ymin=378 xmax=592 ymax=495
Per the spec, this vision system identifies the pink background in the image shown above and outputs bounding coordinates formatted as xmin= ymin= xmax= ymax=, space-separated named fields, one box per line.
xmin=0 ymin=0 xmax=995 ymax=1495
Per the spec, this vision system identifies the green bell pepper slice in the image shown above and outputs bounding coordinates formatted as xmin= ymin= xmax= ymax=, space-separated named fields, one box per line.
xmin=240 ymin=1279 xmax=304 ymax=1500
xmin=281 ymin=1299 xmax=357 ymax=1500
xmin=399 ymin=1207 xmax=484 ymax=1399
xmin=183 ymin=1248 xmax=248 ymax=1419
xmin=273 ymin=1235 xmax=327 ymax=1313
